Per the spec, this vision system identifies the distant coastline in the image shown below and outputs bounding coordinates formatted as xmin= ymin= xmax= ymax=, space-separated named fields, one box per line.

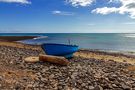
xmin=0 ymin=36 xmax=37 ymax=41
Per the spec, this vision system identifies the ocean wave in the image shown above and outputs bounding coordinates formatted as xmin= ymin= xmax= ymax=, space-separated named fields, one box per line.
xmin=124 ymin=34 xmax=135 ymax=38
xmin=33 ymin=36 xmax=48 ymax=40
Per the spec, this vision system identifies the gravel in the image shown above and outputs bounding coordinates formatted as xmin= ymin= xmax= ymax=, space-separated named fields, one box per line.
xmin=0 ymin=45 xmax=135 ymax=90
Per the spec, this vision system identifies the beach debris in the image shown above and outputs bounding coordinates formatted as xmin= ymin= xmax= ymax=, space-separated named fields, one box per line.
xmin=24 ymin=55 xmax=69 ymax=65
xmin=24 ymin=57 xmax=39 ymax=63
xmin=39 ymin=55 xmax=69 ymax=65
xmin=126 ymin=65 xmax=135 ymax=71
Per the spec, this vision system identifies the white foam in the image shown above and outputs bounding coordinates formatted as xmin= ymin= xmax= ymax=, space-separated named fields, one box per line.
xmin=124 ymin=34 xmax=135 ymax=38
xmin=33 ymin=36 xmax=48 ymax=40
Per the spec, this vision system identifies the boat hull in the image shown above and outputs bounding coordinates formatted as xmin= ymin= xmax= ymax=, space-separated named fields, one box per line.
xmin=41 ymin=43 xmax=78 ymax=58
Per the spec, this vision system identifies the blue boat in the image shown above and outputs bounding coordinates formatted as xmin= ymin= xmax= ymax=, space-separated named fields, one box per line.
xmin=41 ymin=43 xmax=79 ymax=58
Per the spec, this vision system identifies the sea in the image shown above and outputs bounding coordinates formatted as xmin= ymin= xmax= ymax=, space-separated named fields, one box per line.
xmin=1 ymin=33 xmax=135 ymax=52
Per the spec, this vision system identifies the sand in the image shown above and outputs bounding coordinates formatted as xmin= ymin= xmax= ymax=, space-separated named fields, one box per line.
xmin=74 ymin=50 xmax=135 ymax=65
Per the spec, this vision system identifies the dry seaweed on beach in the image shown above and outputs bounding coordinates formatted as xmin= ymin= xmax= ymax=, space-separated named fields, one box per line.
xmin=0 ymin=41 xmax=135 ymax=89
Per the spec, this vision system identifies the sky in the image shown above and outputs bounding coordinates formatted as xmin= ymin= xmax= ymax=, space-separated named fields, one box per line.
xmin=0 ymin=0 xmax=135 ymax=33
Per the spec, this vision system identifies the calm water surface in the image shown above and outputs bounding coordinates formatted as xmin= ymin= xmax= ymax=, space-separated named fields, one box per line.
xmin=1 ymin=33 xmax=135 ymax=52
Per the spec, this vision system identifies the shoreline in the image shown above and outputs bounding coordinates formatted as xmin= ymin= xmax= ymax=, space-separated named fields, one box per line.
xmin=0 ymin=40 xmax=135 ymax=64
xmin=1 ymin=35 xmax=135 ymax=54
xmin=79 ymin=49 xmax=135 ymax=58
xmin=80 ymin=48 xmax=135 ymax=55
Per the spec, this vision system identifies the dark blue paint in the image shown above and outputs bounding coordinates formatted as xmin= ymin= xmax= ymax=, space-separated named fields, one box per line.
xmin=41 ymin=43 xmax=79 ymax=58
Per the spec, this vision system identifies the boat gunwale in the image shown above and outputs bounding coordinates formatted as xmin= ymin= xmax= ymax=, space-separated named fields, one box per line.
xmin=41 ymin=43 xmax=78 ymax=47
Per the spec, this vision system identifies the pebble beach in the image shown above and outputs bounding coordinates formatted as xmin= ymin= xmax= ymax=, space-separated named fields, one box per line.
xmin=0 ymin=40 xmax=135 ymax=90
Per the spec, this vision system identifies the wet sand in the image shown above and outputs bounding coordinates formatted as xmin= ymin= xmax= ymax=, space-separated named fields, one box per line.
xmin=0 ymin=40 xmax=135 ymax=89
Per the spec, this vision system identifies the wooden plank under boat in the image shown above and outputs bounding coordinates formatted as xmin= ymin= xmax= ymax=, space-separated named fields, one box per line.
xmin=39 ymin=55 xmax=69 ymax=65
xmin=24 ymin=55 xmax=69 ymax=65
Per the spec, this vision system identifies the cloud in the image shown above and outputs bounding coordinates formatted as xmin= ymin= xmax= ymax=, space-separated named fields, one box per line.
xmin=92 ymin=7 xmax=119 ymax=15
xmin=0 ymin=0 xmax=31 ymax=4
xmin=92 ymin=0 xmax=135 ymax=19
xmin=52 ymin=10 xmax=75 ymax=16
xmin=66 ymin=0 xmax=95 ymax=7
xmin=126 ymin=3 xmax=135 ymax=8
xmin=109 ymin=0 xmax=120 ymax=3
